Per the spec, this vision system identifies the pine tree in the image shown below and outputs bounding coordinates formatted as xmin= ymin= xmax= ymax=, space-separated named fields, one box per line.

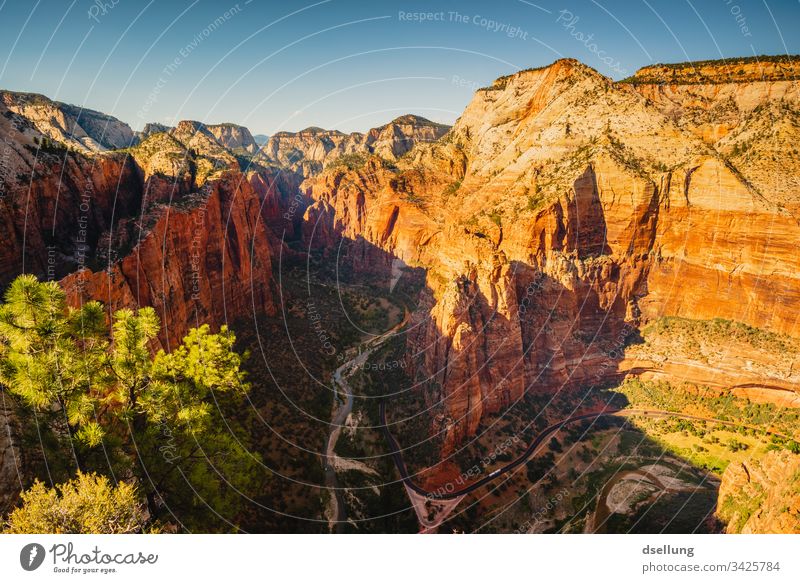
xmin=0 ymin=275 xmax=263 ymax=532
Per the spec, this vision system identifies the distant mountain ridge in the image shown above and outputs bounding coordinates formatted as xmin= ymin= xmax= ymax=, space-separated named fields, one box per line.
xmin=0 ymin=89 xmax=449 ymax=179
xmin=258 ymin=114 xmax=451 ymax=175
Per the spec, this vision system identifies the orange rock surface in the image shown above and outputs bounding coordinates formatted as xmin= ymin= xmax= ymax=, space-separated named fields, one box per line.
xmin=61 ymin=172 xmax=276 ymax=349
xmin=302 ymin=58 xmax=800 ymax=452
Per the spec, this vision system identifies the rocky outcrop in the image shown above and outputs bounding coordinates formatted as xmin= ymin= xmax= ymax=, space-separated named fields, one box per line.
xmin=628 ymin=57 xmax=800 ymax=217
xmin=625 ymin=55 xmax=800 ymax=85
xmin=1 ymin=91 xmax=137 ymax=152
xmin=620 ymin=316 xmax=800 ymax=408
xmin=139 ymin=122 xmax=172 ymax=138
xmin=60 ymin=171 xmax=276 ymax=349
xmin=367 ymin=114 xmax=451 ymax=160
xmin=261 ymin=126 xmax=352 ymax=176
xmin=718 ymin=450 xmax=800 ymax=533
xmin=0 ymin=100 xmax=143 ymax=286
xmin=204 ymin=123 xmax=258 ymax=155
xmin=302 ymin=58 xmax=800 ymax=453
xmin=1 ymin=101 xmax=280 ymax=348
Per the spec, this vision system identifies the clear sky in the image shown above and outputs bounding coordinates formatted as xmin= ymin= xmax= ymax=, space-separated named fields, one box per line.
xmin=1 ymin=0 xmax=798 ymax=134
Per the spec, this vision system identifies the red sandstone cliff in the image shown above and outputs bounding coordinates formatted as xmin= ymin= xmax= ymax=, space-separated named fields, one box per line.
xmin=61 ymin=171 xmax=276 ymax=349
xmin=3 ymin=57 xmax=799 ymax=455
xmin=0 ymin=100 xmax=143 ymax=286
xmin=0 ymin=107 xmax=280 ymax=348
xmin=301 ymin=58 xmax=800 ymax=453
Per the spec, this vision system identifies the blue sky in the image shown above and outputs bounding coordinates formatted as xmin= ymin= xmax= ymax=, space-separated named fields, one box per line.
xmin=1 ymin=0 xmax=798 ymax=134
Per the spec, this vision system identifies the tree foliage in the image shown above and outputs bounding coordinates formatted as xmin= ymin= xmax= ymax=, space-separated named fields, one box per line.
xmin=0 ymin=275 xmax=263 ymax=532
xmin=3 ymin=472 xmax=151 ymax=534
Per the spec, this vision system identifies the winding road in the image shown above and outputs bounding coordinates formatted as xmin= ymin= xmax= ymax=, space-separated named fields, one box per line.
xmin=323 ymin=302 xmax=790 ymax=519
xmin=379 ymin=405 xmax=788 ymax=500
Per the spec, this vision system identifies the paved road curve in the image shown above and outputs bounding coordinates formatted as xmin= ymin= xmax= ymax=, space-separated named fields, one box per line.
xmin=379 ymin=405 xmax=787 ymax=500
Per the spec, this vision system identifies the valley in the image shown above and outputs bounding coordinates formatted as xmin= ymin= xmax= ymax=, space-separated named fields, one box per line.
xmin=1 ymin=54 xmax=799 ymax=534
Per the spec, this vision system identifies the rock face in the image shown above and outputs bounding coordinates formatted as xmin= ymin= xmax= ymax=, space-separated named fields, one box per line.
xmin=143 ymin=119 xmax=258 ymax=159
xmin=1 ymin=103 xmax=281 ymax=348
xmin=2 ymin=55 xmax=799 ymax=469
xmin=1 ymin=91 xmax=137 ymax=152
xmin=0 ymin=100 xmax=143 ymax=286
xmin=627 ymin=57 xmax=800 ymax=218
xmin=260 ymin=115 xmax=450 ymax=176
xmin=61 ymin=171 xmax=276 ymax=349
xmin=139 ymin=122 xmax=172 ymax=138
xmin=625 ymin=55 xmax=800 ymax=85
xmin=620 ymin=317 xmax=800 ymax=408
xmin=302 ymin=57 xmax=800 ymax=453
xmin=204 ymin=123 xmax=258 ymax=155
xmin=718 ymin=450 xmax=800 ymax=534
xmin=0 ymin=395 xmax=23 ymax=516
xmin=368 ymin=114 xmax=452 ymax=160
xmin=59 ymin=124 xmax=280 ymax=348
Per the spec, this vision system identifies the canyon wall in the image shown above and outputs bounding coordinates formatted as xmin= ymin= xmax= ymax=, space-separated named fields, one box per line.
xmin=718 ymin=450 xmax=800 ymax=534
xmin=302 ymin=58 xmax=800 ymax=452
xmin=61 ymin=171 xmax=276 ymax=349
xmin=0 ymin=100 xmax=143 ymax=286
xmin=3 ymin=57 xmax=798 ymax=454
xmin=0 ymin=109 xmax=282 ymax=348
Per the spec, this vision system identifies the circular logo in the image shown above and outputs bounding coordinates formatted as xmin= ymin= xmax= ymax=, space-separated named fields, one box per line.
xmin=20 ymin=543 xmax=46 ymax=571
